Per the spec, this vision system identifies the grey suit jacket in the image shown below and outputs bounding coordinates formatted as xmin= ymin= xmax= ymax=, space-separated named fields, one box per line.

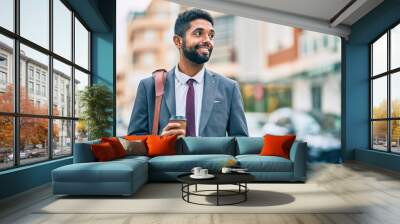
xmin=127 ymin=67 xmax=248 ymax=137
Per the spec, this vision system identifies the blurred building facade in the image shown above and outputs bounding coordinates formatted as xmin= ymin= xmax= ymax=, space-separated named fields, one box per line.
xmin=116 ymin=0 xmax=180 ymax=133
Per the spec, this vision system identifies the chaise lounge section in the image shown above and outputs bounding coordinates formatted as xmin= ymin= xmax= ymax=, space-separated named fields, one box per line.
xmin=52 ymin=140 xmax=149 ymax=196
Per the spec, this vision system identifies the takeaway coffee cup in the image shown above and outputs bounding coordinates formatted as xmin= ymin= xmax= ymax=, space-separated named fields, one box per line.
xmin=169 ymin=115 xmax=187 ymax=137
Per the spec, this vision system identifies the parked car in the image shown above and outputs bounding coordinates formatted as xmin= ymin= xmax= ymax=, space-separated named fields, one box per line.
xmin=261 ymin=108 xmax=341 ymax=163
xmin=54 ymin=149 xmax=62 ymax=156
xmin=7 ymin=150 xmax=32 ymax=161
xmin=244 ymin=112 xmax=269 ymax=137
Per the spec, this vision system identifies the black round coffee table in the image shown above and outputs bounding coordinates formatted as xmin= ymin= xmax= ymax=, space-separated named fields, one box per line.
xmin=177 ymin=172 xmax=255 ymax=206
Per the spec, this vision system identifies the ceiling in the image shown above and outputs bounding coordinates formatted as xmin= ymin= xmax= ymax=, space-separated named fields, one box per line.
xmin=168 ymin=0 xmax=384 ymax=39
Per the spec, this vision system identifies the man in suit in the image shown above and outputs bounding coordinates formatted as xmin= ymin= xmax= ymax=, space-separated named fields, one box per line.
xmin=128 ymin=8 xmax=248 ymax=137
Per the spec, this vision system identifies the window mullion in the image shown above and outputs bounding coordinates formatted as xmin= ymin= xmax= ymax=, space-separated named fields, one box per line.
xmin=13 ymin=0 xmax=20 ymax=167
xmin=88 ymin=31 xmax=91 ymax=75
xmin=388 ymin=29 xmax=391 ymax=153
xmin=49 ymin=0 xmax=53 ymax=160
xmin=71 ymin=11 xmax=76 ymax=155
xmin=370 ymin=45 xmax=373 ymax=149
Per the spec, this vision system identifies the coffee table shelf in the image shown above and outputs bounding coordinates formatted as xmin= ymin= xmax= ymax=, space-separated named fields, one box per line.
xmin=177 ymin=173 xmax=255 ymax=206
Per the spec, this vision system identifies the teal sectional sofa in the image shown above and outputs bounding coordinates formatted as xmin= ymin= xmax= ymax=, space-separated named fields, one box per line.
xmin=52 ymin=137 xmax=307 ymax=196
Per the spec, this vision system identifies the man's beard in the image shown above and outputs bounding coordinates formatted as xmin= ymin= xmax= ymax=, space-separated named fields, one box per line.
xmin=182 ymin=40 xmax=213 ymax=64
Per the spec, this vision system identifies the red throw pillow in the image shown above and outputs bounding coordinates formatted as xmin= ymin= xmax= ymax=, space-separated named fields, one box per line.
xmin=91 ymin=142 xmax=118 ymax=161
xmin=260 ymin=134 xmax=296 ymax=159
xmin=101 ymin=137 xmax=127 ymax=158
xmin=146 ymin=135 xmax=177 ymax=157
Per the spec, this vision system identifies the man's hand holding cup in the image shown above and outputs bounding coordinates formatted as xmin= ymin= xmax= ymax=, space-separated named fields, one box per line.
xmin=161 ymin=115 xmax=187 ymax=138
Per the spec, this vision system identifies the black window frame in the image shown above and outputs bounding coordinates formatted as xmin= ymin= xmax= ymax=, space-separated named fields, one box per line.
xmin=369 ymin=20 xmax=400 ymax=154
xmin=0 ymin=0 xmax=92 ymax=171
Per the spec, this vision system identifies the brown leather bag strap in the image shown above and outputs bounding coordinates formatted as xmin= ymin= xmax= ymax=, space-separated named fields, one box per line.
xmin=152 ymin=69 xmax=167 ymax=135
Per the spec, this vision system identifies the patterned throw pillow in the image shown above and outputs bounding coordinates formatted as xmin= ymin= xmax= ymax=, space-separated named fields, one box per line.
xmin=118 ymin=138 xmax=147 ymax=156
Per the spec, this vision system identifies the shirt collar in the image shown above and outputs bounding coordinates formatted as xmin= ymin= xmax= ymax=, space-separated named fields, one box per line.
xmin=175 ymin=65 xmax=205 ymax=85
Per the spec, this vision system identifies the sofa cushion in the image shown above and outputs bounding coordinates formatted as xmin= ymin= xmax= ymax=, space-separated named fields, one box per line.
xmin=148 ymin=154 xmax=235 ymax=172
xmin=236 ymin=155 xmax=293 ymax=172
xmin=114 ymin=155 xmax=150 ymax=163
xmin=236 ymin=137 xmax=263 ymax=155
xmin=52 ymin=158 xmax=147 ymax=183
xmin=179 ymin=137 xmax=235 ymax=155
xmin=74 ymin=139 xmax=101 ymax=163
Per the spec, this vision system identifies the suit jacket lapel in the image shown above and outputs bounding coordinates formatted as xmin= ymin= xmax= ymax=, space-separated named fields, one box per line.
xmin=199 ymin=69 xmax=218 ymax=136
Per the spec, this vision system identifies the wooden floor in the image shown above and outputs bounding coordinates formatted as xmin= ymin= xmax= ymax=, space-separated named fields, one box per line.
xmin=1 ymin=162 xmax=400 ymax=224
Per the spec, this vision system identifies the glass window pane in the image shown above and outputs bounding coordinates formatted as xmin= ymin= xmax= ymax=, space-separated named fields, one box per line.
xmin=372 ymin=121 xmax=388 ymax=151
xmin=74 ymin=69 xmax=89 ymax=118
xmin=20 ymin=44 xmax=49 ymax=115
xmin=53 ymin=0 xmax=72 ymax=60
xmin=53 ymin=119 xmax=72 ymax=157
xmin=75 ymin=18 xmax=89 ymax=70
xmin=75 ymin=120 xmax=88 ymax=143
xmin=0 ymin=116 xmax=13 ymax=170
xmin=391 ymin=24 xmax=400 ymax=70
xmin=0 ymin=0 xmax=14 ymax=31
xmin=391 ymin=72 xmax=400 ymax=118
xmin=391 ymin=120 xmax=400 ymax=153
xmin=20 ymin=0 xmax=49 ymax=49
xmin=372 ymin=77 xmax=387 ymax=119
xmin=53 ymin=59 xmax=72 ymax=117
xmin=20 ymin=117 xmax=49 ymax=165
xmin=0 ymin=34 xmax=14 ymax=112
xmin=372 ymin=33 xmax=387 ymax=76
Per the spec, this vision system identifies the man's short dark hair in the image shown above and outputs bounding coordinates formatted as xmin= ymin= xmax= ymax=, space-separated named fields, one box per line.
xmin=174 ymin=8 xmax=214 ymax=38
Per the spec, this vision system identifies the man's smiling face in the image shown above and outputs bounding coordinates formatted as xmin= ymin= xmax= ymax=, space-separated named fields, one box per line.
xmin=181 ymin=19 xmax=215 ymax=64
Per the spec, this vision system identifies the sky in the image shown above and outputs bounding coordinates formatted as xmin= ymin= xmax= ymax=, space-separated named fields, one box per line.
xmin=0 ymin=0 xmax=13 ymax=31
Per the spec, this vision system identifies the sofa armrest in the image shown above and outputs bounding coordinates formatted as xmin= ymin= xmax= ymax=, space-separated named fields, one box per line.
xmin=73 ymin=140 xmax=100 ymax=163
xmin=289 ymin=141 xmax=308 ymax=181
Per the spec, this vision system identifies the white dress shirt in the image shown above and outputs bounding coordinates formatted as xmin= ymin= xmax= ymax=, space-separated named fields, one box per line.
xmin=174 ymin=65 xmax=205 ymax=136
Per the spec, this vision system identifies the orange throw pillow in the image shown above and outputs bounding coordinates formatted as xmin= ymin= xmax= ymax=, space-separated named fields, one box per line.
xmin=124 ymin=135 xmax=148 ymax=142
xmin=91 ymin=142 xmax=118 ymax=161
xmin=101 ymin=137 xmax=127 ymax=158
xmin=146 ymin=135 xmax=177 ymax=157
xmin=260 ymin=134 xmax=296 ymax=159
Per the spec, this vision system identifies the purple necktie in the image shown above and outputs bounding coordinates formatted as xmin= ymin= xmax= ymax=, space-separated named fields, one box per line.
xmin=186 ymin=79 xmax=196 ymax=136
